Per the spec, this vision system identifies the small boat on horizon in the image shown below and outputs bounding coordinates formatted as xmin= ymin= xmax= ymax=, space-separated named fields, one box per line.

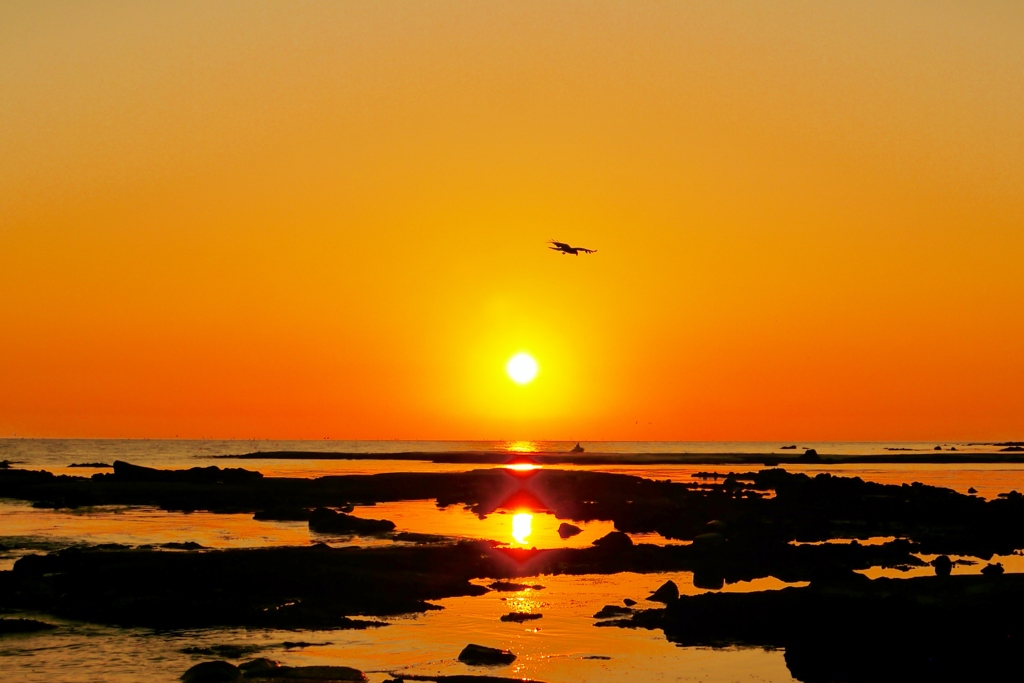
xmin=570 ymin=442 xmax=585 ymax=453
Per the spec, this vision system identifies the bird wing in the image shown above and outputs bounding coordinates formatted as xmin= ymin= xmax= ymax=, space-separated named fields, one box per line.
xmin=576 ymin=247 xmax=596 ymax=254
xmin=549 ymin=240 xmax=571 ymax=250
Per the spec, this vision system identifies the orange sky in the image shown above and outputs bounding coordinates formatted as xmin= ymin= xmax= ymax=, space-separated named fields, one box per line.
xmin=2 ymin=1 xmax=1022 ymax=441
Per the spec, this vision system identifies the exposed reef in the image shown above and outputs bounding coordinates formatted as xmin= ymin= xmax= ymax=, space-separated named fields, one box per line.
xmin=4 ymin=462 xmax=1024 ymax=558
xmin=606 ymin=573 xmax=1024 ymax=681
xmin=217 ymin=448 xmax=1024 ymax=465
xmin=4 ymin=462 xmax=1024 ymax=680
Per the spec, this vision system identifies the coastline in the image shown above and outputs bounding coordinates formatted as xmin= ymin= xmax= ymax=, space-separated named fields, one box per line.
xmin=214 ymin=450 xmax=1024 ymax=466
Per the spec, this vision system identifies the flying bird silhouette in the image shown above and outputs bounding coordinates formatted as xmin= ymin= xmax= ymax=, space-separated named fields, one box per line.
xmin=548 ymin=240 xmax=596 ymax=255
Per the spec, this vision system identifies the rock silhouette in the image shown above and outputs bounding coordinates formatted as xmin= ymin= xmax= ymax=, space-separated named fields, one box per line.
xmin=606 ymin=574 xmax=1024 ymax=681
xmin=181 ymin=661 xmax=241 ymax=683
xmin=931 ymin=555 xmax=952 ymax=577
xmin=307 ymin=507 xmax=395 ymax=535
xmin=557 ymin=522 xmax=582 ymax=539
xmin=648 ymin=580 xmax=679 ymax=603
xmin=499 ymin=612 xmax=542 ymax=622
xmin=458 ymin=644 xmax=516 ymax=665
xmin=593 ymin=605 xmax=633 ymax=618
xmin=592 ymin=531 xmax=633 ymax=551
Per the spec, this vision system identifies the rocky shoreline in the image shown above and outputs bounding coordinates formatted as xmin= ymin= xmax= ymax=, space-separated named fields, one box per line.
xmin=3 ymin=462 xmax=1024 ymax=680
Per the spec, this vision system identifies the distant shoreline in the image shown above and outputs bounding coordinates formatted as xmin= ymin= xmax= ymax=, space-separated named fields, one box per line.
xmin=214 ymin=450 xmax=1024 ymax=466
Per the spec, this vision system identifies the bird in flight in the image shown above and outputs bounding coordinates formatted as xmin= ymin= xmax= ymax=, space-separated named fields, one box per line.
xmin=548 ymin=240 xmax=597 ymax=256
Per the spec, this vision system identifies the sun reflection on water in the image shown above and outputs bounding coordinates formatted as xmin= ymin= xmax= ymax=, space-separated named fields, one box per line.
xmin=511 ymin=512 xmax=533 ymax=545
xmin=505 ymin=463 xmax=540 ymax=472
xmin=506 ymin=441 xmax=539 ymax=453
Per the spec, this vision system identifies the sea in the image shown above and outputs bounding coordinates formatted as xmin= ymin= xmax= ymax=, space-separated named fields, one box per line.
xmin=1 ymin=439 xmax=1022 ymax=682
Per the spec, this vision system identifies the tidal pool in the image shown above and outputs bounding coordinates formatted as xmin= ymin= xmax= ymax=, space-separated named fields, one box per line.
xmin=0 ymin=572 xmax=803 ymax=683
xmin=0 ymin=497 xmax=687 ymax=570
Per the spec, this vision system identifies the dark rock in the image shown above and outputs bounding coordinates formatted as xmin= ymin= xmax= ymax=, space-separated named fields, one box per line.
xmin=181 ymin=644 xmax=261 ymax=659
xmin=705 ymin=519 xmax=728 ymax=533
xmin=163 ymin=542 xmax=206 ymax=550
xmin=458 ymin=643 xmax=517 ymax=665
xmin=623 ymin=598 xmax=637 ymax=606
xmin=604 ymin=574 xmax=1024 ymax=682
xmin=692 ymin=572 xmax=725 ymax=590
xmin=500 ymin=612 xmax=542 ymax=622
xmin=593 ymin=605 xmax=633 ymax=619
xmin=968 ymin=487 xmax=978 ymax=494
xmin=931 ymin=555 xmax=953 ymax=577
xmin=488 ymin=581 xmax=543 ymax=592
xmin=557 ymin=523 xmax=582 ymax=539
xmin=592 ymin=531 xmax=633 ymax=551
xmin=239 ymin=658 xmax=280 ymax=676
xmin=583 ymin=655 xmax=612 ymax=660
xmin=800 ymin=449 xmax=820 ymax=461
xmin=982 ymin=562 xmax=1005 ymax=576
xmin=109 ymin=460 xmax=262 ymax=485
xmin=281 ymin=641 xmax=332 ymax=649
xmin=0 ymin=618 xmax=57 ymax=634
xmin=308 ymin=507 xmax=396 ymax=535
xmin=780 ymin=445 xmax=797 ymax=450
xmin=392 ymin=531 xmax=450 ymax=544
xmin=648 ymin=580 xmax=679 ymax=603
xmin=935 ymin=446 xmax=943 ymax=451
xmin=693 ymin=532 xmax=725 ymax=547
xmin=950 ymin=447 xmax=958 ymax=451
xmin=68 ymin=462 xmax=113 ymax=468
xmin=181 ymin=661 xmax=242 ymax=683
xmin=1000 ymin=446 xmax=1024 ymax=452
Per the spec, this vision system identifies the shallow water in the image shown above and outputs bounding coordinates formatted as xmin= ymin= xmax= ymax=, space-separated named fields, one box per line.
xmin=6 ymin=438 xmax=1023 ymax=501
xmin=4 ymin=438 xmax=1024 ymax=682
xmin=0 ymin=572 xmax=803 ymax=683
xmin=0 ymin=496 xmax=691 ymax=571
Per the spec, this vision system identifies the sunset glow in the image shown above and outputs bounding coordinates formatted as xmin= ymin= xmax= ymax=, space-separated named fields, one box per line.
xmin=1 ymin=2 xmax=1021 ymax=441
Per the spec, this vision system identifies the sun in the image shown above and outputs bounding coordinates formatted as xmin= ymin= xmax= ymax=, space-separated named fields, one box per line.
xmin=506 ymin=352 xmax=538 ymax=384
